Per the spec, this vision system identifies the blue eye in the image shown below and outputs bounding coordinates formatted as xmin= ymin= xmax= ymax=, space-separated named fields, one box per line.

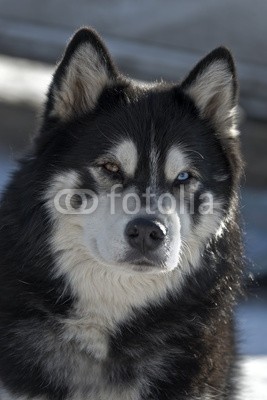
xmin=177 ymin=171 xmax=190 ymax=182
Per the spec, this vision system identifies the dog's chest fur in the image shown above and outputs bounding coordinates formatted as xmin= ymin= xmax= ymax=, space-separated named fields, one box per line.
xmin=58 ymin=267 xmax=182 ymax=400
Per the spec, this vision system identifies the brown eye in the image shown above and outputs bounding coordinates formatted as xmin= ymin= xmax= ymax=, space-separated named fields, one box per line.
xmin=103 ymin=162 xmax=120 ymax=173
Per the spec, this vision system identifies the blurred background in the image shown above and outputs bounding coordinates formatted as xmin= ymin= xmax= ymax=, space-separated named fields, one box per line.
xmin=0 ymin=1 xmax=266 ymax=397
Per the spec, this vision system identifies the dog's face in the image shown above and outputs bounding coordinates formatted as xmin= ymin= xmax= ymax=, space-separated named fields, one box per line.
xmin=40 ymin=28 xmax=240 ymax=275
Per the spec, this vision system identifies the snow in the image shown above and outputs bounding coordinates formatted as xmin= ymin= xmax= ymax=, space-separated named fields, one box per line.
xmin=240 ymin=356 xmax=267 ymax=399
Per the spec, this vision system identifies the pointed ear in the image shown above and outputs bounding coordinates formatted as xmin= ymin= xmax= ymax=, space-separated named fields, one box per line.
xmin=181 ymin=47 xmax=239 ymax=138
xmin=46 ymin=27 xmax=118 ymax=121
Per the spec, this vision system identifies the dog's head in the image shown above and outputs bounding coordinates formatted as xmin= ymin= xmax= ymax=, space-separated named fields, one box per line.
xmin=39 ymin=28 xmax=241 ymax=275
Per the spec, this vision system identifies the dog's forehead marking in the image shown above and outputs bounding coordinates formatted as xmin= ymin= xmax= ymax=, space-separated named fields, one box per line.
xmin=165 ymin=146 xmax=190 ymax=181
xmin=149 ymin=144 xmax=159 ymax=191
xmin=112 ymin=139 xmax=138 ymax=177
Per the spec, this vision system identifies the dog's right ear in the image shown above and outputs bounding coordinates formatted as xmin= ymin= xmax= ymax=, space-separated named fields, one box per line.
xmin=45 ymin=27 xmax=118 ymax=121
xmin=181 ymin=47 xmax=239 ymax=138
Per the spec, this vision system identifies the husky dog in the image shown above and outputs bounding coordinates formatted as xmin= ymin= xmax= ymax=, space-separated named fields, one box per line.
xmin=0 ymin=28 xmax=243 ymax=399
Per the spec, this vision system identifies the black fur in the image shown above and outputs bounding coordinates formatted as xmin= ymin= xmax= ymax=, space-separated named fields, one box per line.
xmin=0 ymin=28 xmax=243 ymax=399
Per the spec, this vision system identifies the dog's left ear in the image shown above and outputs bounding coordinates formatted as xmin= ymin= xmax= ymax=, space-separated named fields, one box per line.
xmin=46 ymin=27 xmax=118 ymax=121
xmin=181 ymin=47 xmax=239 ymax=137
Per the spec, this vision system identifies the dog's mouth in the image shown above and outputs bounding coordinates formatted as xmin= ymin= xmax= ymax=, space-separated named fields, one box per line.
xmin=132 ymin=259 xmax=155 ymax=266
xmin=120 ymin=251 xmax=167 ymax=270
xmin=91 ymin=239 xmax=171 ymax=273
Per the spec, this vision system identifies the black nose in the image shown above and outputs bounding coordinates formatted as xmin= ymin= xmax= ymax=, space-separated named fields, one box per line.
xmin=125 ymin=218 xmax=167 ymax=253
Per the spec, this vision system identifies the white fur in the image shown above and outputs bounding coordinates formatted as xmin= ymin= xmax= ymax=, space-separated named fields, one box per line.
xmin=213 ymin=174 xmax=229 ymax=182
xmin=164 ymin=146 xmax=190 ymax=181
xmin=149 ymin=145 xmax=159 ymax=191
xmin=181 ymin=195 xmax=224 ymax=269
xmin=51 ymin=43 xmax=111 ymax=120
xmin=184 ymin=60 xmax=239 ymax=138
xmin=113 ymin=139 xmax=138 ymax=177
